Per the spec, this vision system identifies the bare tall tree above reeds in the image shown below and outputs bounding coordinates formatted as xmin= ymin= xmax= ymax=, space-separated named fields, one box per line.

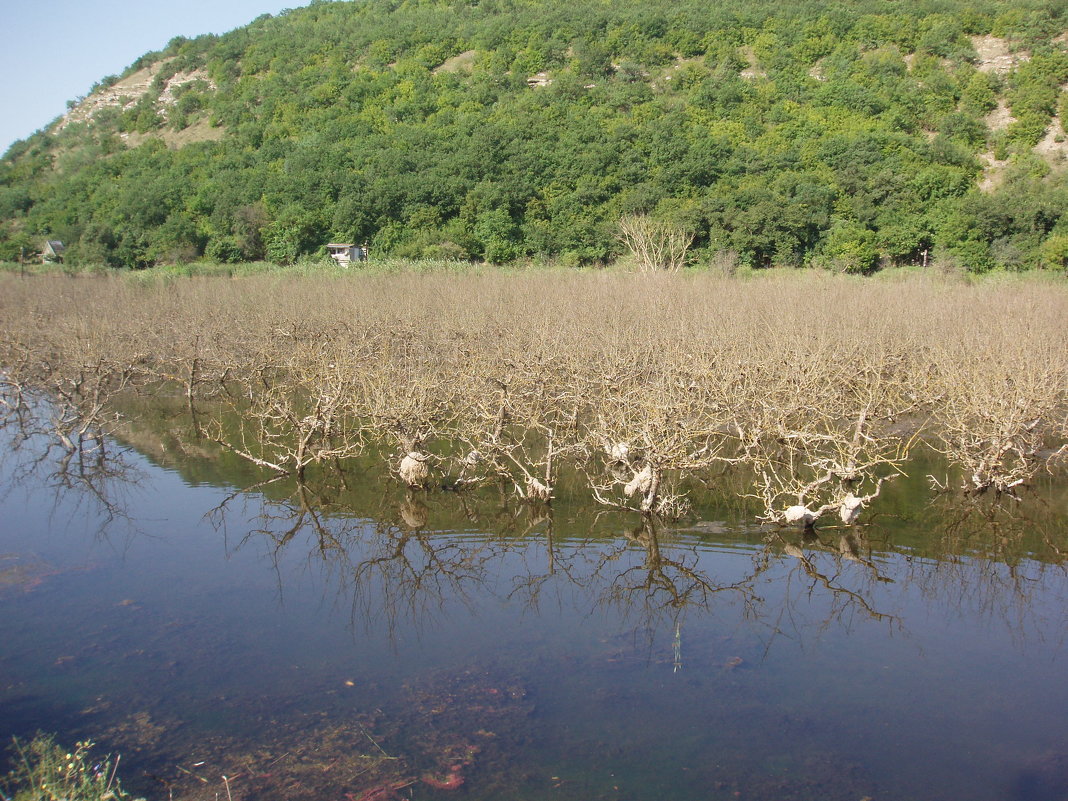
xmin=617 ymin=214 xmax=694 ymax=273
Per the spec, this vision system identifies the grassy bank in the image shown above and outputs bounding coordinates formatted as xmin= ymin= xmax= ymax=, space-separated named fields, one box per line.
xmin=4 ymin=256 xmax=1067 ymax=283
xmin=0 ymin=256 xmax=614 ymax=280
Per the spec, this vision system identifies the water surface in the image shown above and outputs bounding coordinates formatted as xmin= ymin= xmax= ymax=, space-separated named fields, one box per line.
xmin=1 ymin=405 xmax=1067 ymax=801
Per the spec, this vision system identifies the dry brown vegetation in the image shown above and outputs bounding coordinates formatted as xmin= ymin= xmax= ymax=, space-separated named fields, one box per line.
xmin=2 ymin=270 xmax=1066 ymax=525
xmin=617 ymin=214 xmax=695 ymax=273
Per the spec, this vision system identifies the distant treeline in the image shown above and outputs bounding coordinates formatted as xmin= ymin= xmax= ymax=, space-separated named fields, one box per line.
xmin=1 ymin=0 xmax=1067 ymax=271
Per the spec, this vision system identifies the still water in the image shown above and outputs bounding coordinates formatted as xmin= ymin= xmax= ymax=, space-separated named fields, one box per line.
xmin=1 ymin=406 xmax=1067 ymax=801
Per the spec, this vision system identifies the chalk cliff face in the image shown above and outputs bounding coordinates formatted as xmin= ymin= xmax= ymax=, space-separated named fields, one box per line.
xmin=58 ymin=65 xmax=211 ymax=128
xmin=971 ymin=34 xmax=1030 ymax=75
xmin=57 ymin=61 xmax=220 ymax=147
xmin=966 ymin=35 xmax=1068 ymax=192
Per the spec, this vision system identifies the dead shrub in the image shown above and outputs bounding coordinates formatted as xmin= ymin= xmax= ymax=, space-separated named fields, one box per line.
xmin=928 ymin=338 xmax=1067 ymax=496
xmin=0 ymin=270 xmax=1065 ymax=521
xmin=617 ymin=215 xmax=694 ymax=273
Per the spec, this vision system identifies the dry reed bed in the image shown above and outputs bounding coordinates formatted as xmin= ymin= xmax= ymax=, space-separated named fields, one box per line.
xmin=1 ymin=271 xmax=1066 ymax=524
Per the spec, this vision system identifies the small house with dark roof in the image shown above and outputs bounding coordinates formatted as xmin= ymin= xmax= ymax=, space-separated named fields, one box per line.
xmin=42 ymin=240 xmax=66 ymax=263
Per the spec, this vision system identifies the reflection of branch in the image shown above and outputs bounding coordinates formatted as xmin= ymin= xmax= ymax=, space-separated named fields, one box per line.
xmin=796 ymin=551 xmax=894 ymax=624
xmin=201 ymin=462 xmax=931 ymax=654
xmin=907 ymin=492 xmax=1068 ymax=638
xmin=504 ymin=508 xmax=574 ymax=610
xmin=211 ymin=477 xmax=498 ymax=638
xmin=205 ymin=461 xmax=1068 ymax=658
xmin=346 ymin=521 xmax=489 ymax=641
xmin=207 ymin=435 xmax=289 ymax=474
xmin=611 ymin=518 xmax=763 ymax=612
xmin=770 ymin=528 xmax=901 ymax=638
xmin=0 ymin=396 xmax=145 ymax=540
xmin=924 ymin=490 xmax=1063 ymax=563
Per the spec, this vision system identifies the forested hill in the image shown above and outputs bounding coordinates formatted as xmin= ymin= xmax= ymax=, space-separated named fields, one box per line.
xmin=2 ymin=0 xmax=1068 ymax=271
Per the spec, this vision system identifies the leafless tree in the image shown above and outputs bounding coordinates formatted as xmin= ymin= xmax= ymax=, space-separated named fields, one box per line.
xmin=617 ymin=214 xmax=694 ymax=273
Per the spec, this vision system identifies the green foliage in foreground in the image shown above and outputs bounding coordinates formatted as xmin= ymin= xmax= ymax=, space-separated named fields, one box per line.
xmin=2 ymin=0 xmax=1068 ymax=272
xmin=1 ymin=735 xmax=139 ymax=801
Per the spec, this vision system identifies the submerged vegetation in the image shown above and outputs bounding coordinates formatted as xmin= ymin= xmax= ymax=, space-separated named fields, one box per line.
xmin=2 ymin=0 xmax=1068 ymax=270
xmin=1 ymin=270 xmax=1065 ymax=530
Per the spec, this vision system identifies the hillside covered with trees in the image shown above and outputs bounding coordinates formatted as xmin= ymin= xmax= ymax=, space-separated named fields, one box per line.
xmin=2 ymin=0 xmax=1068 ymax=271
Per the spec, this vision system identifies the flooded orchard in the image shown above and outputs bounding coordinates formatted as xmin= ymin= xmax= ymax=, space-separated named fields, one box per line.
xmin=1 ymin=271 xmax=1067 ymax=800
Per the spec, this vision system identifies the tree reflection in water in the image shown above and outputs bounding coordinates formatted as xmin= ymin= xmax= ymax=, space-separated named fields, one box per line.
xmin=0 ymin=390 xmax=144 ymax=537
xmin=4 ymin=388 xmax=1066 ymax=652
xmin=4 ymin=403 xmax=1068 ymax=801
xmin=197 ymin=461 xmax=1067 ymax=657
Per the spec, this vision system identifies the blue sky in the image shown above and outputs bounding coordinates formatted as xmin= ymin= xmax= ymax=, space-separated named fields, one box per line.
xmin=1 ymin=0 xmax=313 ymax=154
